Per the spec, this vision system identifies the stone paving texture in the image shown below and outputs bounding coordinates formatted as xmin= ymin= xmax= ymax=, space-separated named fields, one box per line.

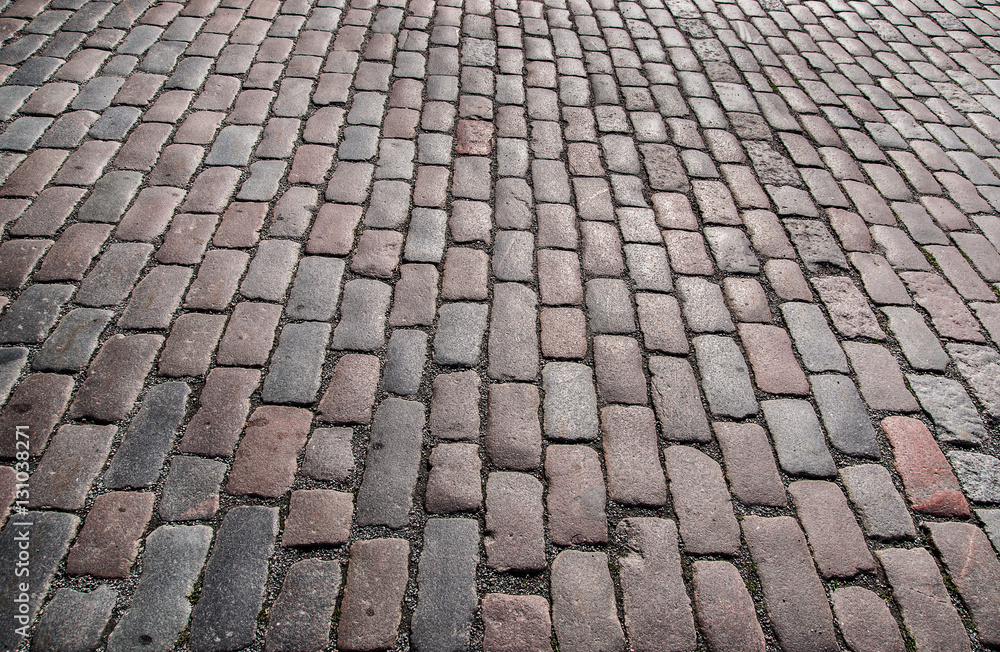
xmin=6 ymin=0 xmax=1000 ymax=648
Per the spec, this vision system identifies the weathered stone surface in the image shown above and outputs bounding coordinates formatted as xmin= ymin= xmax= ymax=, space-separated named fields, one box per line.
xmin=67 ymin=491 xmax=154 ymax=578
xmin=317 ymin=354 xmax=379 ymax=425
xmin=947 ymin=343 xmax=1000 ymax=419
xmin=810 ymin=374 xmax=879 ymax=458
xmin=840 ymin=464 xmax=917 ymax=541
xmin=542 ymin=362 xmax=598 ymax=442
xmin=831 ymin=587 xmax=905 ymax=652
xmin=713 ymin=422 xmax=787 ymax=507
xmin=882 ymin=416 xmax=970 ymax=518
xmin=337 ymin=538 xmax=409 ymax=652
xmin=664 ymin=445 xmax=741 ymax=555
xmin=282 ymin=489 xmax=353 ymax=547
xmin=843 ymin=342 xmax=919 ymax=413
xmin=882 ymin=307 xmax=949 ymax=371
xmin=550 ymin=551 xmax=625 ymax=652
xmin=648 ymin=356 xmax=711 ymax=443
xmin=908 ymin=374 xmax=988 ymax=445
xmin=355 ymin=398 xmax=423 ymax=528
xmin=69 ymin=333 xmax=162 ymax=422
xmin=546 ymin=444 xmax=608 ymax=545
xmin=693 ymin=561 xmax=766 ymax=652
xmin=482 ymin=594 xmax=553 ymax=652
xmin=488 ymin=282 xmax=539 ymax=381
xmin=0 ymin=372 xmax=73 ymax=457
xmin=104 ymin=382 xmax=189 ymax=488
xmin=265 ymin=560 xmax=341 ymax=652
xmin=738 ymin=323 xmax=809 ymax=395
xmin=33 ymin=585 xmax=118 ymax=652
xmin=227 ymin=406 xmax=311 ymax=498
xmin=30 ymin=424 xmax=115 ymax=509
xmin=781 ymin=302 xmax=849 ymax=373
xmin=692 ymin=335 xmax=758 ymax=418
xmin=301 ymin=428 xmax=354 ymax=483
xmin=486 ymin=383 xmax=541 ymax=470
xmin=425 ymin=443 xmax=482 ymax=514
xmin=411 ymin=519 xmax=479 ymax=652
xmin=762 ymin=399 xmax=836 ymax=478
xmin=180 ymin=367 xmax=259 ymax=457
xmin=788 ymin=480 xmax=875 ymax=579
xmin=159 ymin=456 xmax=227 ymax=522
xmin=601 ymin=406 xmax=667 ymax=507
xmin=485 ymin=472 xmax=546 ymax=572
xmin=947 ymin=451 xmax=1000 ymax=504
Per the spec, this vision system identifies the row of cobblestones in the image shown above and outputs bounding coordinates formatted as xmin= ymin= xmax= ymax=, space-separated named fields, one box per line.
xmin=1 ymin=0 xmax=1000 ymax=648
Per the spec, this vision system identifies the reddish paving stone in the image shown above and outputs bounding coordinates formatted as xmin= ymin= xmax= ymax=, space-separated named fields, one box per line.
xmin=34 ymin=223 xmax=112 ymax=281
xmin=425 ymin=443 xmax=482 ymax=514
xmin=482 ymin=594 xmax=552 ymax=652
xmin=180 ymin=367 xmax=259 ymax=457
xmin=29 ymin=424 xmax=116 ymax=510
xmin=545 ymin=445 xmax=608 ymax=546
xmin=0 ymin=238 xmax=52 ymax=289
xmin=337 ymin=538 xmax=409 ymax=652
xmin=9 ymin=187 xmax=87 ymax=237
xmin=227 ymin=406 xmax=311 ymax=498
xmin=412 ymin=165 xmax=449 ymax=207
xmin=764 ymin=259 xmax=813 ymax=300
xmin=843 ymin=343 xmax=920 ymax=413
xmin=830 ymin=587 xmax=905 ymax=652
xmin=0 ymin=373 xmax=73 ymax=458
xmin=593 ymin=336 xmax=648 ymax=405
xmin=215 ymin=302 xmax=282 ymax=366
xmin=0 ymin=149 xmax=69 ymax=197
xmin=281 ymin=489 xmax=353 ymax=546
xmin=636 ymin=293 xmax=687 ymax=354
xmin=387 ymin=263 xmax=438 ymax=327
xmin=69 ymin=334 xmax=162 ymax=423
xmin=900 ymin=271 xmax=986 ymax=342
xmin=486 ymin=383 xmax=542 ymax=471
xmin=429 ymin=370 xmax=480 ymax=441
xmin=114 ymin=124 xmax=173 ymax=171
xmin=537 ymin=249 xmax=583 ymax=306
xmin=349 ymin=229 xmax=403 ymax=278
xmin=485 ymin=471 xmax=546 ymax=572
xmin=692 ymin=561 xmax=766 ymax=652
xmin=181 ymin=166 xmax=241 ymax=213
xmin=184 ymin=249 xmax=249 ymax=311
xmin=829 ymin=208 xmax=873 ymax=251
xmin=601 ymin=406 xmax=667 ymax=507
xmin=550 ymin=551 xmax=626 ymax=652
xmin=54 ymin=141 xmax=120 ymax=186
xmin=317 ymin=354 xmax=379 ymax=424
xmin=306 ymin=203 xmax=361 ymax=255
xmin=742 ymin=209 xmax=796 ymax=258
xmin=664 ymin=445 xmax=740 ymax=556
xmin=737 ymin=323 xmax=809 ymax=395
xmin=877 ymin=547 xmax=972 ymax=652
xmin=723 ymin=278 xmax=771 ymax=323
xmin=455 ymin=119 xmax=494 ymax=154
xmin=441 ymin=247 xmax=489 ymax=300
xmin=713 ymin=422 xmax=787 ymax=507
xmin=663 ymin=230 xmax=714 ymax=275
xmin=882 ymin=416 xmax=970 ymax=518
xmin=115 ymin=187 xmax=186 ymax=242
xmin=158 ymin=313 xmax=226 ymax=377
xmin=540 ymin=307 xmax=587 ymax=359
xmin=811 ymin=276 xmax=886 ymax=340
xmin=581 ymin=222 xmax=625 ymax=277
xmin=155 ymin=213 xmax=220 ymax=265
xmin=119 ymin=266 xmax=193 ymax=330
xmin=213 ymin=202 xmax=266 ymax=248
xmin=648 ymin=356 xmax=712 ymax=443
xmin=66 ymin=491 xmax=154 ymax=578
xmin=288 ymin=144 xmax=334 ymax=184
xmin=616 ymin=518 xmax=696 ymax=652
xmin=742 ymin=516 xmax=839 ymax=652
xmin=788 ymin=480 xmax=875 ymax=579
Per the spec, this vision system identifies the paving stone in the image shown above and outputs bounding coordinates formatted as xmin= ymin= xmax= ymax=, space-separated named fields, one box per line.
xmin=331 ymin=279 xmax=391 ymax=351
xmin=692 ymin=561 xmax=766 ymax=652
xmin=33 ymin=585 xmax=118 ymax=652
xmin=482 ymin=594 xmax=553 ymax=652
xmin=66 ymin=491 xmax=154 ymax=578
xmin=485 ymin=471 xmax=546 ymax=571
xmin=411 ymin=519 xmax=479 ymax=652
xmin=882 ymin=415 xmax=970 ymax=518
xmin=585 ymin=278 xmax=636 ymax=334
xmin=550 ymin=551 xmax=625 ymax=652
xmin=664 ymin=445 xmax=741 ymax=555
xmin=337 ymin=539 xmax=409 ymax=652
xmin=156 ymin=313 xmax=226 ymax=377
xmin=429 ymin=370 xmax=479 ymax=441
xmin=546 ymin=444 xmax=608 ymax=545
xmin=742 ymin=516 xmax=839 ymax=652
xmin=635 ymin=293 xmax=687 ymax=354
xmin=268 ymin=188 xmax=317 ymax=238
xmin=433 ymin=302 xmax=488 ymax=367
xmin=159 ymin=456 xmax=227 ymax=521
xmin=32 ymin=222 xmax=109 ymax=281
xmin=441 ymin=247 xmax=488 ymax=300
xmin=839 ymin=463 xmax=917 ymax=542
xmin=29 ymin=424 xmax=115 ymax=509
xmin=74 ymin=242 xmax=152 ymax=307
xmin=647 ymin=356 xmax=711 ymax=443
xmin=382 ymin=329 xmax=427 ymax=396
xmin=616 ymin=518 xmax=696 ymax=652
xmin=542 ymin=362 xmax=598 ymax=442
xmin=830 ymin=587 xmax=905 ymax=652
xmin=262 ymin=322 xmax=330 ymax=404
xmin=808 ymin=374 xmax=879 ymax=458
xmin=811 ymin=275 xmax=886 ymax=339
xmin=227 ymin=406 xmax=311 ymax=498
xmin=0 ymin=372 xmax=72 ymax=457
xmin=104 ymin=382 xmax=188 ymax=488
xmin=486 ymin=383 xmax=541 ymax=470
xmin=300 ymin=427 xmax=353 ymax=484
xmin=0 ymin=511 xmax=80 ymax=651
xmin=762 ymin=399 xmax=837 ymax=477
xmin=844 ymin=342 xmax=919 ymax=412
xmin=738 ymin=323 xmax=809 ymax=395
xmin=355 ymin=398 xmax=423 ymax=528
xmin=189 ymin=506 xmax=278 ymax=652
xmin=181 ymin=367 xmax=259 ymax=457
xmin=317 ymin=354 xmax=379 ymax=425
xmin=69 ymin=333 xmax=161 ymax=423
xmin=0 ymin=347 xmax=27 ymax=407
xmin=789 ymin=480 xmax=875 ymax=579
xmin=877 ymin=547 xmax=972 ymax=652
xmin=215 ymin=302 xmax=281 ymax=367
xmin=907 ymin=374 xmax=987 ymax=445
xmin=264 ymin=559 xmax=341 ymax=652
xmin=947 ymin=343 xmax=1000 ymax=419
xmin=0 ymin=283 xmax=73 ymax=344
xmin=306 ymin=203 xmax=361 ymax=256
xmin=881 ymin=307 xmax=949 ymax=371
xmin=947 ymin=450 xmax=1000 ymax=504
xmin=76 ymin=170 xmax=143 ymax=223
xmin=692 ymin=335 xmax=757 ymax=418
xmin=783 ymin=218 xmax=849 ymax=270
xmin=240 ymin=239 xmax=299 ymax=301
xmin=282 ymin=489 xmax=353 ymax=546
xmin=425 ymin=443 xmax=482 ymax=514
xmin=677 ymin=276 xmax=734 ymax=333
xmin=663 ymin=230 xmax=714 ymax=275
xmin=119 ymin=266 xmax=192 ymax=330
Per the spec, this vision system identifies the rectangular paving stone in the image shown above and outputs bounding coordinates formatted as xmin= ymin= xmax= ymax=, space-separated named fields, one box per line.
xmin=158 ymin=456 xmax=227 ymax=522
xmin=433 ymin=302 xmax=488 ymax=366
xmin=282 ymin=489 xmax=353 ymax=547
xmin=616 ymin=518 xmax=696 ymax=652
xmin=488 ymin=283 xmax=539 ymax=382
xmin=103 ymin=382 xmax=188 ymax=489
xmin=907 ymin=374 xmax=988 ymax=446
xmin=33 ymin=586 xmax=117 ymax=652
xmin=216 ymin=302 xmax=281 ymax=367
xmin=692 ymin=335 xmax=758 ymax=418
xmin=594 ymin=335 xmax=648 ymax=405
xmin=742 ymin=516 xmax=839 ymax=652
xmin=947 ymin=343 xmax=1000 ymax=420
xmin=66 ymin=491 xmax=154 ymax=578
xmin=843 ymin=342 xmax=919 ymax=412
xmin=411 ymin=518 xmax=479 ymax=652
xmin=635 ymin=293 xmax=687 ymax=354
xmin=317 ymin=354 xmax=379 ymax=425
xmin=485 ymin=471 xmax=546 ymax=572
xmin=810 ymin=374 xmax=879 ymax=458
xmin=550 ymin=551 xmax=625 ymax=652
xmin=180 ymin=367 xmax=259 ymax=457
xmin=262 ymin=322 xmax=330 ymax=404
xmin=542 ymin=361 xmax=598 ymax=442
xmin=902 ymin=270 xmax=985 ymax=342
xmin=0 ymin=283 xmax=74 ymax=344
xmin=779 ymin=302 xmax=849 ymax=372
xmin=189 ymin=506 xmax=278 ymax=652
xmin=337 ymin=539 xmax=409 ymax=652
xmin=75 ymin=242 xmax=153 ymax=307
xmin=0 ymin=372 xmax=73 ymax=457
xmin=383 ymin=329 xmax=427 ymax=396
xmin=118 ymin=266 xmax=192 ymax=330
xmin=69 ymin=333 xmax=162 ymax=423
xmin=713 ymin=422 xmax=787 ymax=507
xmin=840 ymin=464 xmax=916 ymax=541
xmin=882 ymin=307 xmax=949 ymax=371
xmin=789 ymin=480 xmax=875 ymax=579
xmin=184 ymin=249 xmax=249 ymax=311
xmin=239 ymin=239 xmax=299 ymax=301
xmin=646 ymin=356 xmax=710 ymax=443
xmin=664 ymin=445 xmax=741 ymax=555
xmin=227 ymin=406 xmax=311 ymax=498
xmin=482 ymin=594 xmax=552 ymax=652
xmin=34 ymin=222 xmax=112 ymax=281
xmin=331 ymin=279 xmax=392 ymax=351
xmin=882 ymin=415 xmax=970 ymax=518
xmin=738 ymin=323 xmax=808 ymax=395
xmin=762 ymin=399 xmax=837 ymax=478
xmin=355 ymin=398 xmax=423 ymax=528
xmin=158 ymin=312 xmax=226 ymax=377
xmin=425 ymin=443 xmax=481 ymax=514
xmin=29 ymin=424 xmax=115 ymax=509
xmin=546 ymin=444 xmax=608 ymax=546
xmin=76 ymin=169 xmax=142 ymax=222
xmin=811 ymin=275 xmax=886 ymax=339
xmin=692 ymin=561 xmax=766 ymax=652
xmin=265 ymin=559 xmax=341 ymax=652
xmin=285 ymin=256 xmax=345 ymax=321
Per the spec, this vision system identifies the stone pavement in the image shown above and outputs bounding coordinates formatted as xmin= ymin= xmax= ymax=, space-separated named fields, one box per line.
xmin=3 ymin=0 xmax=1000 ymax=647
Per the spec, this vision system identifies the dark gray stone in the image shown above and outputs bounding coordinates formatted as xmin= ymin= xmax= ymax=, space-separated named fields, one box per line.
xmin=810 ymin=374 xmax=879 ymax=458
xmin=908 ymin=374 xmax=987 ymax=445
xmin=107 ymin=525 xmax=213 ymax=652
xmin=33 ymin=585 xmax=117 ymax=652
xmin=265 ymin=560 xmax=342 ymax=652
xmin=301 ymin=428 xmax=354 ymax=483
xmin=285 ymin=256 xmax=345 ymax=321
xmin=542 ymin=362 xmax=598 ymax=442
xmin=0 ymin=347 xmax=28 ymax=405
xmin=190 ymin=506 xmax=279 ymax=652
xmin=88 ymin=105 xmax=141 ymax=140
xmin=780 ymin=302 xmax=849 ymax=372
xmin=104 ymin=382 xmax=189 ymax=488
xmin=355 ymin=398 xmax=424 ymax=528
xmin=158 ymin=456 xmax=227 ymax=522
xmin=947 ymin=451 xmax=1000 ymax=503
xmin=205 ymin=125 xmax=261 ymax=166
xmin=586 ymin=279 xmax=636 ymax=334
xmin=240 ymin=239 xmax=300 ymax=302
xmin=331 ymin=279 xmax=392 ymax=351
xmin=0 ymin=283 xmax=74 ymax=343
xmin=433 ymin=302 xmax=488 ymax=366
xmin=488 ymin=283 xmax=539 ymax=381
xmin=692 ymin=335 xmax=758 ymax=418
xmin=262 ymin=322 xmax=331 ymax=404
xmin=0 ymin=512 xmax=80 ymax=651
xmin=840 ymin=464 xmax=916 ymax=541
xmin=77 ymin=171 xmax=143 ymax=223
xmin=411 ymin=519 xmax=480 ymax=652
xmin=383 ymin=329 xmax=428 ymax=396
xmin=75 ymin=243 xmax=153 ymax=307
xmin=71 ymin=76 xmax=125 ymax=110
xmin=33 ymin=308 xmax=112 ymax=372
xmin=762 ymin=399 xmax=836 ymax=477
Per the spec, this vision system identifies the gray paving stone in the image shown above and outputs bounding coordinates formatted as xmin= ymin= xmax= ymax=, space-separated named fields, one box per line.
xmin=189 ymin=506 xmax=278 ymax=652
xmin=71 ymin=76 xmax=124 ymax=110
xmin=240 ymin=239 xmax=300 ymax=301
xmin=89 ymin=105 xmax=141 ymax=140
xmin=692 ymin=335 xmax=758 ymax=418
xmin=676 ymin=276 xmax=734 ymax=333
xmin=33 ymin=585 xmax=117 ymax=652
xmin=285 ymin=256 xmax=344 ymax=321
xmin=433 ymin=302 xmax=488 ymax=366
xmin=404 ymin=208 xmax=447 ymax=262
xmin=262 ymin=322 xmax=330 ymax=404
xmin=947 ymin=343 xmax=1000 ymax=420
xmin=551 ymin=551 xmax=625 ymax=652
xmin=493 ymin=230 xmax=534 ymax=281
xmin=0 ymin=347 xmax=28 ymax=406
xmin=704 ymin=226 xmax=760 ymax=273
xmin=840 ymin=464 xmax=916 ymax=541
xmin=810 ymin=374 xmax=879 ymax=458
xmin=783 ymin=219 xmax=849 ymax=270
xmin=585 ymin=278 xmax=635 ymax=334
xmin=76 ymin=170 xmax=143 ymax=223
xmin=75 ymin=242 xmax=152 ymax=307
xmin=780 ymin=302 xmax=849 ymax=373
xmin=158 ymin=456 xmax=227 ymax=522
xmin=881 ymin=307 xmax=949 ymax=372
xmin=947 ymin=451 xmax=1000 ymax=504
xmin=0 ymin=116 xmax=52 ymax=151
xmin=103 ymin=382 xmax=188 ymax=489
xmin=488 ymin=283 xmax=539 ymax=381
xmin=978 ymin=509 xmax=1000 ymax=554
xmin=383 ymin=329 xmax=427 ymax=396
xmin=665 ymin=445 xmax=741 ymax=555
xmin=647 ymin=356 xmax=711 ymax=443
xmin=205 ymin=125 xmax=261 ymax=165
xmin=908 ymin=374 xmax=987 ymax=446
xmin=0 ymin=283 xmax=73 ymax=344
xmin=331 ymin=279 xmax=391 ymax=351
xmin=355 ymin=398 xmax=424 ymax=528
xmin=337 ymin=538 xmax=409 ymax=651
xmin=762 ymin=399 xmax=837 ymax=478
xmin=265 ymin=560 xmax=341 ymax=652
xmin=119 ymin=265 xmax=192 ymax=330
xmin=542 ymin=362 xmax=598 ymax=442
xmin=411 ymin=519 xmax=479 ymax=652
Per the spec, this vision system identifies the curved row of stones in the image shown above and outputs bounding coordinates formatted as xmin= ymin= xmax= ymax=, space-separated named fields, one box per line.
xmin=0 ymin=0 xmax=998 ymax=648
